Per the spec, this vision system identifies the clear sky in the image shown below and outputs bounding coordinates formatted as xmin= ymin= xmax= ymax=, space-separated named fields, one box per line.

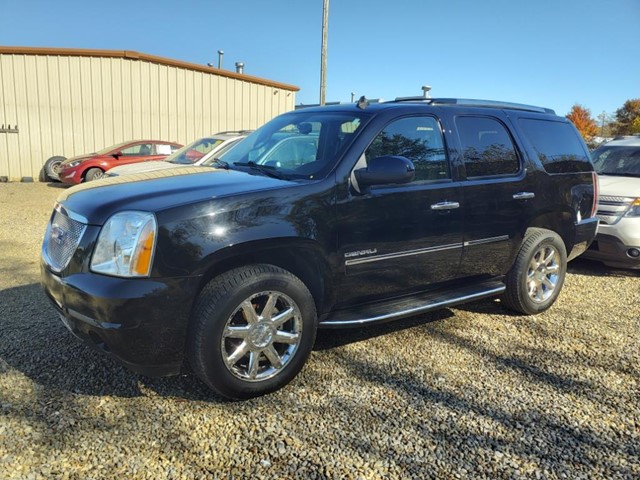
xmin=1 ymin=0 xmax=638 ymax=118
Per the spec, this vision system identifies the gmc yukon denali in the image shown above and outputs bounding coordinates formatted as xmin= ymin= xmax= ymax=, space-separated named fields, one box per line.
xmin=41 ymin=98 xmax=599 ymax=399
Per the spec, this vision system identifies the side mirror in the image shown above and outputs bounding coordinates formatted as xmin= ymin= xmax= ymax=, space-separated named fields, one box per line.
xmin=112 ymin=151 xmax=122 ymax=158
xmin=354 ymin=155 xmax=415 ymax=187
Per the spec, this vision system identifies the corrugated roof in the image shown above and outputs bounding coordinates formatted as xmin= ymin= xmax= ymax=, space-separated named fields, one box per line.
xmin=0 ymin=45 xmax=299 ymax=92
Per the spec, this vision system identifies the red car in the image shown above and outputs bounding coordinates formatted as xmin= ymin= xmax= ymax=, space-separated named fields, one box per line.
xmin=58 ymin=140 xmax=182 ymax=184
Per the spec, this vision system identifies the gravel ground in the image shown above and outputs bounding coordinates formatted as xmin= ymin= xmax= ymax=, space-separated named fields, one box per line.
xmin=0 ymin=182 xmax=638 ymax=479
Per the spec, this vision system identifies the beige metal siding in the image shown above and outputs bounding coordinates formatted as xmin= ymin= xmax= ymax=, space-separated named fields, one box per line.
xmin=0 ymin=51 xmax=296 ymax=181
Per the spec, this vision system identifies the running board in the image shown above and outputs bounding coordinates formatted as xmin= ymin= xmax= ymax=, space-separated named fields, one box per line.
xmin=319 ymin=281 xmax=505 ymax=328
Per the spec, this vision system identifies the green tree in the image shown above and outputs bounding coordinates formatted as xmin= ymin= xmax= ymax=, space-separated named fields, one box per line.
xmin=566 ymin=104 xmax=598 ymax=142
xmin=612 ymin=98 xmax=640 ymax=135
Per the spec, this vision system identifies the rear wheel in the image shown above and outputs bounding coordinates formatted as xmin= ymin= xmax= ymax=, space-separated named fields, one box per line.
xmin=502 ymin=228 xmax=567 ymax=315
xmin=188 ymin=264 xmax=317 ymax=399
xmin=84 ymin=168 xmax=104 ymax=182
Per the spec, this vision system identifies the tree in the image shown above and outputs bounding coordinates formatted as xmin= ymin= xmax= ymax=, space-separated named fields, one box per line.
xmin=566 ymin=104 xmax=598 ymax=142
xmin=612 ymin=98 xmax=640 ymax=135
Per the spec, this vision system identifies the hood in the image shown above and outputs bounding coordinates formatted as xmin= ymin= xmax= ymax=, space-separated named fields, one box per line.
xmin=108 ymin=160 xmax=180 ymax=176
xmin=56 ymin=166 xmax=295 ymax=225
xmin=598 ymin=175 xmax=640 ymax=198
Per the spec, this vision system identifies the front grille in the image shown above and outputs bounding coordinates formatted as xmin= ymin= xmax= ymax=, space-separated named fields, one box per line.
xmin=44 ymin=209 xmax=86 ymax=272
xmin=596 ymin=196 xmax=633 ymax=226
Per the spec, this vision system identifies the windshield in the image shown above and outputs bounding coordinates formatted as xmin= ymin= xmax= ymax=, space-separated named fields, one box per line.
xmin=167 ymin=137 xmax=224 ymax=165
xmin=222 ymin=110 xmax=367 ymax=180
xmin=95 ymin=141 xmax=133 ymax=155
xmin=592 ymin=145 xmax=640 ymax=177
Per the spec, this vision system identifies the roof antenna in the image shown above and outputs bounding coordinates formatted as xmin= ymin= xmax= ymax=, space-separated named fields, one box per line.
xmin=357 ymin=95 xmax=369 ymax=109
xmin=421 ymin=85 xmax=432 ymax=99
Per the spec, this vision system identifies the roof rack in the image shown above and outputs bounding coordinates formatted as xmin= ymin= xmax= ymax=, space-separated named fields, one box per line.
xmin=391 ymin=97 xmax=555 ymax=114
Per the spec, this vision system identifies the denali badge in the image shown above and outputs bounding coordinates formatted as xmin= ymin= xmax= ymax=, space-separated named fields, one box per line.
xmin=344 ymin=248 xmax=377 ymax=259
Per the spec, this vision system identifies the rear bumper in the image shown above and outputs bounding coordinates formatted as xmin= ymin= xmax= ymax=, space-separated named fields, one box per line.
xmin=41 ymin=260 xmax=201 ymax=376
xmin=567 ymin=217 xmax=599 ymax=261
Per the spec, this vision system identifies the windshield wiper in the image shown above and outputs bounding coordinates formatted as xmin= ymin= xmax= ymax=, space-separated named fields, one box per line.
xmin=209 ymin=158 xmax=230 ymax=169
xmin=233 ymin=161 xmax=287 ymax=179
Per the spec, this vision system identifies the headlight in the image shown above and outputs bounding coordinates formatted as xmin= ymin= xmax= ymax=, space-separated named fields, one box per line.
xmin=66 ymin=160 xmax=82 ymax=168
xmin=625 ymin=198 xmax=640 ymax=217
xmin=90 ymin=211 xmax=157 ymax=277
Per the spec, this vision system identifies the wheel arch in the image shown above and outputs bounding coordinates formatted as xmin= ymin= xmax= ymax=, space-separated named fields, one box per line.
xmin=526 ymin=210 xmax=574 ymax=254
xmin=193 ymin=238 xmax=334 ymax=318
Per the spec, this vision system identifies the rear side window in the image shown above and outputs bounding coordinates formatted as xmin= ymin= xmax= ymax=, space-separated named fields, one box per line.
xmin=519 ymin=119 xmax=592 ymax=173
xmin=455 ymin=116 xmax=520 ymax=177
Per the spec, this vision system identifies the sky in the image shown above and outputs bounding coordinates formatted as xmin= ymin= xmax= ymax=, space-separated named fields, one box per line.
xmin=0 ymin=0 xmax=638 ymax=118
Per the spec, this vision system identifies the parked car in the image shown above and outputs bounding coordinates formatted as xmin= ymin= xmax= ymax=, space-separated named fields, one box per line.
xmin=41 ymin=97 xmax=598 ymax=399
xmin=582 ymin=135 xmax=640 ymax=269
xmin=57 ymin=140 xmax=182 ymax=184
xmin=106 ymin=131 xmax=250 ymax=177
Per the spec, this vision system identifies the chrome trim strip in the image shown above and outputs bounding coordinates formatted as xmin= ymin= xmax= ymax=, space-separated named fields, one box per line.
xmin=321 ymin=285 xmax=506 ymax=327
xmin=464 ymin=235 xmax=509 ymax=247
xmin=55 ymin=202 xmax=89 ymax=224
xmin=345 ymin=242 xmax=463 ymax=266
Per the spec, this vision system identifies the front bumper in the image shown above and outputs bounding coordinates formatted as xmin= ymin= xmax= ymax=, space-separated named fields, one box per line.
xmin=582 ymin=233 xmax=640 ymax=269
xmin=59 ymin=167 xmax=82 ymax=184
xmin=41 ymin=259 xmax=201 ymax=376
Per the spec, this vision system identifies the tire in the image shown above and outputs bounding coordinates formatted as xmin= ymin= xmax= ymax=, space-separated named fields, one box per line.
xmin=43 ymin=156 xmax=66 ymax=182
xmin=84 ymin=168 xmax=104 ymax=182
xmin=188 ymin=264 xmax=317 ymax=399
xmin=502 ymin=228 xmax=567 ymax=315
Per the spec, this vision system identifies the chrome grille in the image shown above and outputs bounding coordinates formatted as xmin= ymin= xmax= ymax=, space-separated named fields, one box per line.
xmin=44 ymin=209 xmax=86 ymax=272
xmin=596 ymin=196 xmax=633 ymax=226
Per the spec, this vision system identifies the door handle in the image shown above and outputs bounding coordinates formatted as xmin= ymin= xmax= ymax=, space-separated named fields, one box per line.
xmin=431 ymin=201 xmax=460 ymax=210
xmin=513 ymin=192 xmax=535 ymax=200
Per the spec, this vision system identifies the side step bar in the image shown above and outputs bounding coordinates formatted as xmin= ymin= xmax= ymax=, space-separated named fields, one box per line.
xmin=319 ymin=281 xmax=505 ymax=328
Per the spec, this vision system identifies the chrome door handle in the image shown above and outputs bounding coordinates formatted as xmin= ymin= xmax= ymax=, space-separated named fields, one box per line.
xmin=431 ymin=201 xmax=460 ymax=210
xmin=513 ymin=192 xmax=535 ymax=200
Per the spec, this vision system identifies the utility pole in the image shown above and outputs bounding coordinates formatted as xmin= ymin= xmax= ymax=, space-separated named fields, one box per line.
xmin=320 ymin=0 xmax=329 ymax=105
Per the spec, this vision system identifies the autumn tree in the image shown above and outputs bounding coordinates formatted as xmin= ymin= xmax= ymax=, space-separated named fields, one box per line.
xmin=612 ymin=99 xmax=640 ymax=135
xmin=566 ymin=104 xmax=598 ymax=142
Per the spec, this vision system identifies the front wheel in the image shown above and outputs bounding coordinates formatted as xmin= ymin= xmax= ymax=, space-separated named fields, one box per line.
xmin=84 ymin=168 xmax=104 ymax=182
xmin=502 ymin=228 xmax=567 ymax=315
xmin=188 ymin=264 xmax=317 ymax=399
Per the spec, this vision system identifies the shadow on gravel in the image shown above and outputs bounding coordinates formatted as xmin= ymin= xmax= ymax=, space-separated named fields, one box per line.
xmin=568 ymin=257 xmax=638 ymax=278
xmin=331 ymin=348 xmax=638 ymax=478
xmin=0 ymin=282 xmax=217 ymax=401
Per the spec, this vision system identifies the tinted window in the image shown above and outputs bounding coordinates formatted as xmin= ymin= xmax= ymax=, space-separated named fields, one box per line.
xmin=365 ymin=116 xmax=449 ymax=182
xmin=519 ymin=119 xmax=592 ymax=173
xmin=456 ymin=116 xmax=519 ymax=177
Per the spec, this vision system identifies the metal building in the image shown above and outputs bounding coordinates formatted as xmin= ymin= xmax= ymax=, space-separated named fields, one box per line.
xmin=0 ymin=46 xmax=299 ymax=181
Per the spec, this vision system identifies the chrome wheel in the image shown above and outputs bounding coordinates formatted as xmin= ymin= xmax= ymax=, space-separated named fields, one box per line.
xmin=221 ymin=291 xmax=302 ymax=382
xmin=526 ymin=245 xmax=560 ymax=303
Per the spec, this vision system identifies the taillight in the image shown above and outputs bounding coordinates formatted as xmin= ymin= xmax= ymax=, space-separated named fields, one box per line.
xmin=590 ymin=171 xmax=599 ymax=218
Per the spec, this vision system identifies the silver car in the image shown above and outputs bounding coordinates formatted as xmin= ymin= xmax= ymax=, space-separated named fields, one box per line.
xmin=106 ymin=131 xmax=250 ymax=177
xmin=583 ymin=135 xmax=640 ymax=269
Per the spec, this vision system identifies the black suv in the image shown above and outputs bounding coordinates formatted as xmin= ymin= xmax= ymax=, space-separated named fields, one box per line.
xmin=41 ymin=98 xmax=598 ymax=399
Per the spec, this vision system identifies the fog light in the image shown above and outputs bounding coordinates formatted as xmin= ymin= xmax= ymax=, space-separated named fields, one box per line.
xmin=627 ymin=248 xmax=640 ymax=258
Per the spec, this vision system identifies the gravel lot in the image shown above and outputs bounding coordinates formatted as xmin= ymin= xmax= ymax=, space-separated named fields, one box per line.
xmin=0 ymin=182 xmax=638 ymax=479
